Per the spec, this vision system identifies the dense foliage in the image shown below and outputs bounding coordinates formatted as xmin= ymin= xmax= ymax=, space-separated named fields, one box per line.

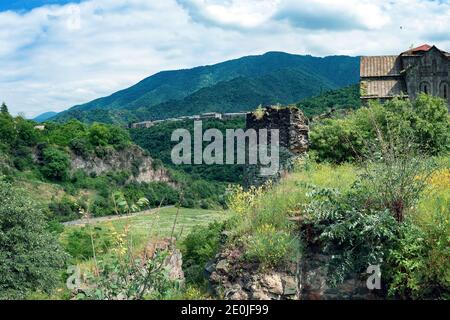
xmin=182 ymin=222 xmax=225 ymax=283
xmin=302 ymin=155 xmax=449 ymax=299
xmin=51 ymin=52 xmax=359 ymax=124
xmin=296 ymin=84 xmax=360 ymax=118
xmin=0 ymin=112 xmax=131 ymax=177
xmin=0 ymin=180 xmax=67 ymax=298
xmin=130 ymin=118 xmax=245 ymax=183
xmin=310 ymin=94 xmax=450 ymax=163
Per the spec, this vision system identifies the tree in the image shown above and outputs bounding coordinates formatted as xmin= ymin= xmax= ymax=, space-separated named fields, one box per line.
xmin=89 ymin=123 xmax=111 ymax=147
xmin=40 ymin=146 xmax=70 ymax=181
xmin=1 ymin=102 xmax=8 ymax=114
xmin=0 ymin=180 xmax=67 ymax=298
xmin=310 ymin=95 xmax=450 ymax=163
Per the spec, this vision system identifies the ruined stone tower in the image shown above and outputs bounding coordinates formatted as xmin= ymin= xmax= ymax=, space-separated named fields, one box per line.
xmin=244 ymin=107 xmax=309 ymax=187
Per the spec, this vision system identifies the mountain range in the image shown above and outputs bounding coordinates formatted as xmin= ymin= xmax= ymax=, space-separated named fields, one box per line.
xmin=48 ymin=52 xmax=360 ymax=124
xmin=33 ymin=111 xmax=58 ymax=123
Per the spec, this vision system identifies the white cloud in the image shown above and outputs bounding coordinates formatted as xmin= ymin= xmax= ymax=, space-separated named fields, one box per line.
xmin=0 ymin=0 xmax=450 ymax=117
xmin=177 ymin=0 xmax=280 ymax=29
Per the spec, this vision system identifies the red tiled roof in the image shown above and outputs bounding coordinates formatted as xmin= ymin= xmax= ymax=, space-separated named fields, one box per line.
xmin=402 ymin=44 xmax=432 ymax=55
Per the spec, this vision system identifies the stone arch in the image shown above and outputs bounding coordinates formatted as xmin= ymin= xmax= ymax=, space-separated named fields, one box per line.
xmin=419 ymin=81 xmax=432 ymax=95
xmin=439 ymin=81 xmax=449 ymax=100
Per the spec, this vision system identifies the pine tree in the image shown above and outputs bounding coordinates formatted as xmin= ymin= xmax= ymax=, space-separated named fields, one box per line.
xmin=1 ymin=102 xmax=8 ymax=114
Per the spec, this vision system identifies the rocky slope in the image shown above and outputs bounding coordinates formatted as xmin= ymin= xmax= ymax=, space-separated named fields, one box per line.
xmin=69 ymin=145 xmax=170 ymax=184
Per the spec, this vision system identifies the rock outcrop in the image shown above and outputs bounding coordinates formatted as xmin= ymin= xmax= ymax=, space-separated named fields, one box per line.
xmin=144 ymin=237 xmax=185 ymax=283
xmin=207 ymin=248 xmax=300 ymax=300
xmin=70 ymin=145 xmax=170 ymax=184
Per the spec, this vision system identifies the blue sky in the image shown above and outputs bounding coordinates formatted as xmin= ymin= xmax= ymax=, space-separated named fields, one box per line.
xmin=1 ymin=0 xmax=450 ymax=117
xmin=0 ymin=1 xmax=82 ymax=11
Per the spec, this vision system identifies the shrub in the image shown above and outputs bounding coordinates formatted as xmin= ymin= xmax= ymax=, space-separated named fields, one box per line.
xmin=12 ymin=146 xmax=34 ymax=170
xmin=89 ymin=123 xmax=111 ymax=147
xmin=107 ymin=126 xmax=131 ymax=150
xmin=310 ymin=95 xmax=450 ymax=163
xmin=64 ymin=226 xmax=113 ymax=261
xmin=303 ymin=185 xmax=399 ymax=286
xmin=69 ymin=137 xmax=90 ymax=158
xmin=40 ymin=146 xmax=70 ymax=181
xmin=182 ymin=222 xmax=224 ymax=283
xmin=75 ymin=226 xmax=178 ymax=300
xmin=356 ymin=148 xmax=433 ymax=222
xmin=244 ymin=223 xmax=298 ymax=269
xmin=387 ymin=195 xmax=450 ymax=299
xmin=90 ymin=195 xmax=114 ymax=217
xmin=0 ymin=180 xmax=67 ymax=298
xmin=48 ymin=196 xmax=83 ymax=222
xmin=301 ymin=138 xmax=445 ymax=295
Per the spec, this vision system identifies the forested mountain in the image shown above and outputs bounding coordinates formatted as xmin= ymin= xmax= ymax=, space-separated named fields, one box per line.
xmin=51 ymin=52 xmax=359 ymax=124
xmin=129 ymin=118 xmax=245 ymax=184
xmin=33 ymin=111 xmax=58 ymax=123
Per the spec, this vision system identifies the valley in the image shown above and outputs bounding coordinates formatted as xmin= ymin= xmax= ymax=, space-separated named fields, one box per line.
xmin=1 ymin=53 xmax=448 ymax=301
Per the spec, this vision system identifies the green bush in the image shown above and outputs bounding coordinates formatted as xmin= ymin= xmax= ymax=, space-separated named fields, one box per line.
xmin=48 ymin=196 xmax=83 ymax=222
xmin=310 ymin=95 xmax=450 ymax=163
xmin=69 ymin=137 xmax=90 ymax=158
xmin=64 ymin=226 xmax=113 ymax=261
xmin=89 ymin=123 xmax=112 ymax=147
xmin=0 ymin=180 xmax=67 ymax=298
xmin=40 ymin=146 xmax=70 ymax=181
xmin=244 ymin=223 xmax=298 ymax=269
xmin=182 ymin=222 xmax=224 ymax=283
xmin=12 ymin=145 xmax=34 ymax=170
xmin=303 ymin=185 xmax=399 ymax=286
xmin=387 ymin=196 xmax=450 ymax=299
xmin=90 ymin=195 xmax=114 ymax=217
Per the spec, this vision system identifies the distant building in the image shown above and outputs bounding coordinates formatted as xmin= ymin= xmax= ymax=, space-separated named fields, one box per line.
xmin=200 ymin=112 xmax=222 ymax=120
xmin=130 ymin=111 xmax=249 ymax=128
xmin=131 ymin=121 xmax=154 ymax=129
xmin=360 ymin=44 xmax=450 ymax=110
xmin=34 ymin=125 xmax=45 ymax=131
xmin=222 ymin=112 xmax=247 ymax=120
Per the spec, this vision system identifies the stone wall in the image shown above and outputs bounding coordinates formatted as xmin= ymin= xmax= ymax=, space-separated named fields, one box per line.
xmin=207 ymin=244 xmax=380 ymax=300
xmin=245 ymin=107 xmax=309 ymax=155
xmin=299 ymin=246 xmax=380 ymax=300
xmin=404 ymin=48 xmax=450 ymax=108
xmin=207 ymin=248 xmax=300 ymax=300
xmin=244 ymin=107 xmax=309 ymax=187
xmin=206 ymin=230 xmax=380 ymax=300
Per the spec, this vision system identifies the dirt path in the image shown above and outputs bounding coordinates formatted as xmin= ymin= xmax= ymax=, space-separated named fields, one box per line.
xmin=62 ymin=206 xmax=174 ymax=227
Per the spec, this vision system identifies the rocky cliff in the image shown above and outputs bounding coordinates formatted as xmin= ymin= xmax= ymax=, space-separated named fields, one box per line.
xmin=70 ymin=145 xmax=170 ymax=184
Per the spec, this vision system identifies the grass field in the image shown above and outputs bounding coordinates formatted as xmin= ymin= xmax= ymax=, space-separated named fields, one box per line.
xmin=61 ymin=207 xmax=229 ymax=255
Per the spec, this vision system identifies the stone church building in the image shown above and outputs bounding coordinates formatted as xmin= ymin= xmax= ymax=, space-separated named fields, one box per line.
xmin=360 ymin=44 xmax=450 ymax=110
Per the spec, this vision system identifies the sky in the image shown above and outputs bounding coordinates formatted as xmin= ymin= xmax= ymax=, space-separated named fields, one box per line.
xmin=1 ymin=0 xmax=450 ymax=117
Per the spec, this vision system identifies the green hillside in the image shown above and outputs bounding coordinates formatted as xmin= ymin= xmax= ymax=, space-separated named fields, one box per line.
xmin=129 ymin=118 xmax=245 ymax=184
xmin=33 ymin=111 xmax=58 ymax=123
xmin=135 ymin=67 xmax=336 ymax=121
xmin=296 ymin=84 xmax=361 ymax=118
xmin=51 ymin=52 xmax=359 ymax=124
